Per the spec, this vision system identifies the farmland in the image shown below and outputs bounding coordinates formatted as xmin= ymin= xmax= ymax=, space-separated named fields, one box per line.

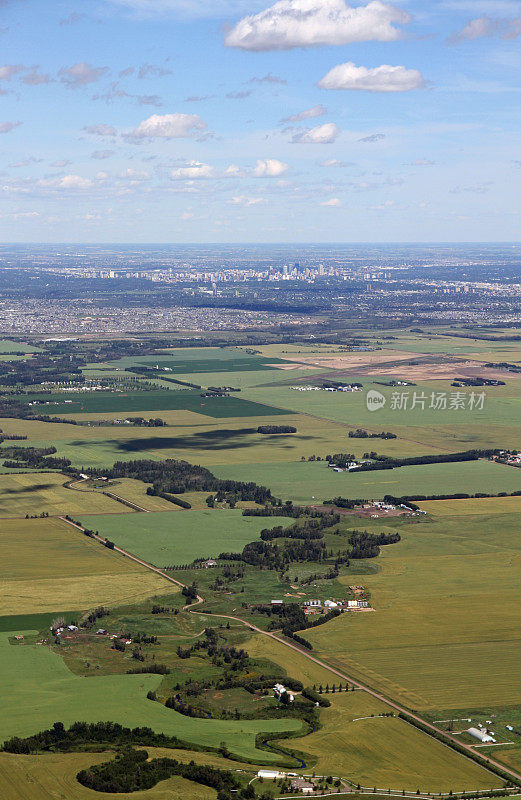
xmin=0 ymin=752 xmax=218 ymax=800
xmin=2 ymin=332 xmax=521 ymax=796
xmin=22 ymin=389 xmax=287 ymax=418
xmin=0 ymin=412 xmax=433 ymax=471
xmin=212 ymin=458 xmax=521 ymax=504
xmin=0 ymin=633 xmax=301 ymax=761
xmin=305 ymin=503 xmax=521 ymax=710
xmin=294 ymin=692 xmax=501 ymax=792
xmin=76 ymin=509 xmax=292 ymax=566
xmin=0 ymin=517 xmax=168 ymax=615
xmin=0 ymin=472 xmax=130 ymax=518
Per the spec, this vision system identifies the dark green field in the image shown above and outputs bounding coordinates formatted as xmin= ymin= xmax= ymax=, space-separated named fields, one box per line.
xmin=23 ymin=389 xmax=287 ymax=418
xmin=140 ymin=356 xmax=284 ymax=373
xmin=0 ymin=611 xmax=78 ymax=633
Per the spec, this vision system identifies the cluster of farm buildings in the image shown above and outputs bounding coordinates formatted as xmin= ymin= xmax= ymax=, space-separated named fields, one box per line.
xmin=270 ymin=598 xmax=369 ymax=612
xmin=291 ymin=384 xmax=362 ymax=393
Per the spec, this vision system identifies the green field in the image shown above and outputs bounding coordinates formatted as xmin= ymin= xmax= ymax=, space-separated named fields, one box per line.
xmin=241 ymin=382 xmax=521 ymax=450
xmin=0 ymin=632 xmax=301 ymax=761
xmin=0 ymin=413 xmax=436 ymax=472
xmin=0 ymin=472 xmax=131 ymax=518
xmin=304 ymin=502 xmax=521 ymax=710
xmin=212 ymin=459 xmax=521 ymax=504
xmin=23 ymin=389 xmax=287 ymax=418
xmin=76 ymin=509 xmax=292 ymax=566
xmin=294 ymin=691 xmax=500 ymax=791
xmin=0 ymin=517 xmax=168 ymax=615
xmin=139 ymin=356 xmax=285 ymax=372
xmin=0 ymin=339 xmax=39 ymax=354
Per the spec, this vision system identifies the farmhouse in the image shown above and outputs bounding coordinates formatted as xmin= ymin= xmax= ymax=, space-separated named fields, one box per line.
xmin=290 ymin=778 xmax=315 ymax=793
xmin=303 ymin=599 xmax=321 ymax=607
xmin=273 ymin=683 xmax=294 ymax=702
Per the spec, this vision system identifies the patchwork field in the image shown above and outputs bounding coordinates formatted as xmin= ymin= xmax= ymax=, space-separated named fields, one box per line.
xmin=212 ymin=458 xmax=521 ymax=504
xmin=305 ymin=503 xmax=521 ymax=710
xmin=294 ymin=691 xmax=501 ymax=792
xmin=77 ymin=509 xmax=292 ymax=566
xmin=0 ymin=632 xmax=301 ymax=761
xmin=0 ymin=517 xmax=168 ymax=615
xmin=0 ymin=472 xmax=129 ymax=518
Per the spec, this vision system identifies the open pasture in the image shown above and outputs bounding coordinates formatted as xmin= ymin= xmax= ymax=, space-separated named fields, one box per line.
xmin=0 ymin=752 xmax=218 ymax=800
xmin=76 ymin=509 xmax=292 ymax=566
xmin=0 ymin=517 xmax=168 ymax=615
xmin=0 ymin=472 xmax=129 ymax=518
xmin=212 ymin=459 xmax=521 ymax=505
xmin=0 ymin=632 xmax=301 ymax=762
xmin=244 ymin=633 xmax=336 ymax=687
xmin=294 ymin=691 xmax=500 ymax=791
xmin=305 ymin=504 xmax=521 ymax=710
xmin=241 ymin=383 xmax=521 ymax=451
xmin=23 ymin=389 xmax=287 ymax=418
xmin=0 ymin=339 xmax=39 ymax=354
xmin=0 ymin=412 xmax=433 ymax=472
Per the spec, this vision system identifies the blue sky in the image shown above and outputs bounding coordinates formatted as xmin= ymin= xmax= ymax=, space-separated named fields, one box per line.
xmin=0 ymin=0 xmax=520 ymax=242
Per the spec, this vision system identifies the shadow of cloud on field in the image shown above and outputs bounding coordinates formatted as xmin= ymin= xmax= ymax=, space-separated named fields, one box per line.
xmin=1 ymin=483 xmax=55 ymax=495
xmin=66 ymin=429 xmax=317 ymax=454
xmin=114 ymin=428 xmax=259 ymax=453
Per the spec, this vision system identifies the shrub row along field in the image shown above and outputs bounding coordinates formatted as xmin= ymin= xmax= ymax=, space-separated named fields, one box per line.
xmin=23 ymin=389 xmax=287 ymax=418
xmin=212 ymin=459 xmax=521 ymax=504
xmin=77 ymin=509 xmax=292 ymax=566
xmin=0 ymin=632 xmax=301 ymax=762
xmin=304 ymin=501 xmax=521 ymax=710
xmin=0 ymin=517 xmax=168 ymax=615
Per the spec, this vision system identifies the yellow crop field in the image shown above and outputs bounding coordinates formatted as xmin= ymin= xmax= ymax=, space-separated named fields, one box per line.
xmin=295 ymin=692 xmax=501 ymax=792
xmin=0 ymin=517 xmax=169 ymax=615
xmin=0 ymin=472 xmax=128 ymax=518
xmin=0 ymin=752 xmax=217 ymax=800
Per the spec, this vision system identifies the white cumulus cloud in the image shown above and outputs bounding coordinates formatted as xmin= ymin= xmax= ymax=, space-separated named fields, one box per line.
xmin=224 ymin=0 xmax=409 ymax=51
xmin=292 ymin=122 xmax=339 ymax=143
xmin=128 ymin=112 xmax=207 ymax=139
xmin=170 ymin=161 xmax=215 ymax=179
xmin=58 ymin=175 xmax=93 ymax=189
xmin=252 ymin=158 xmax=289 ymax=176
xmin=318 ymin=62 xmax=424 ymax=92
xmin=321 ymin=197 xmax=342 ymax=206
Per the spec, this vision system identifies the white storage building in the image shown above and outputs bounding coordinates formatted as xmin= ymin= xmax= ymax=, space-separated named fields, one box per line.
xmin=467 ymin=727 xmax=496 ymax=743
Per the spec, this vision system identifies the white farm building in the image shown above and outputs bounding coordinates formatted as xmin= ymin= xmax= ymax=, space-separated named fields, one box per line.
xmin=467 ymin=727 xmax=496 ymax=743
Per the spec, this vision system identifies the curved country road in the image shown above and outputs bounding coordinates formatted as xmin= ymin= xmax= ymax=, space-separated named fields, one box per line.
xmin=59 ymin=515 xmax=521 ymax=787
